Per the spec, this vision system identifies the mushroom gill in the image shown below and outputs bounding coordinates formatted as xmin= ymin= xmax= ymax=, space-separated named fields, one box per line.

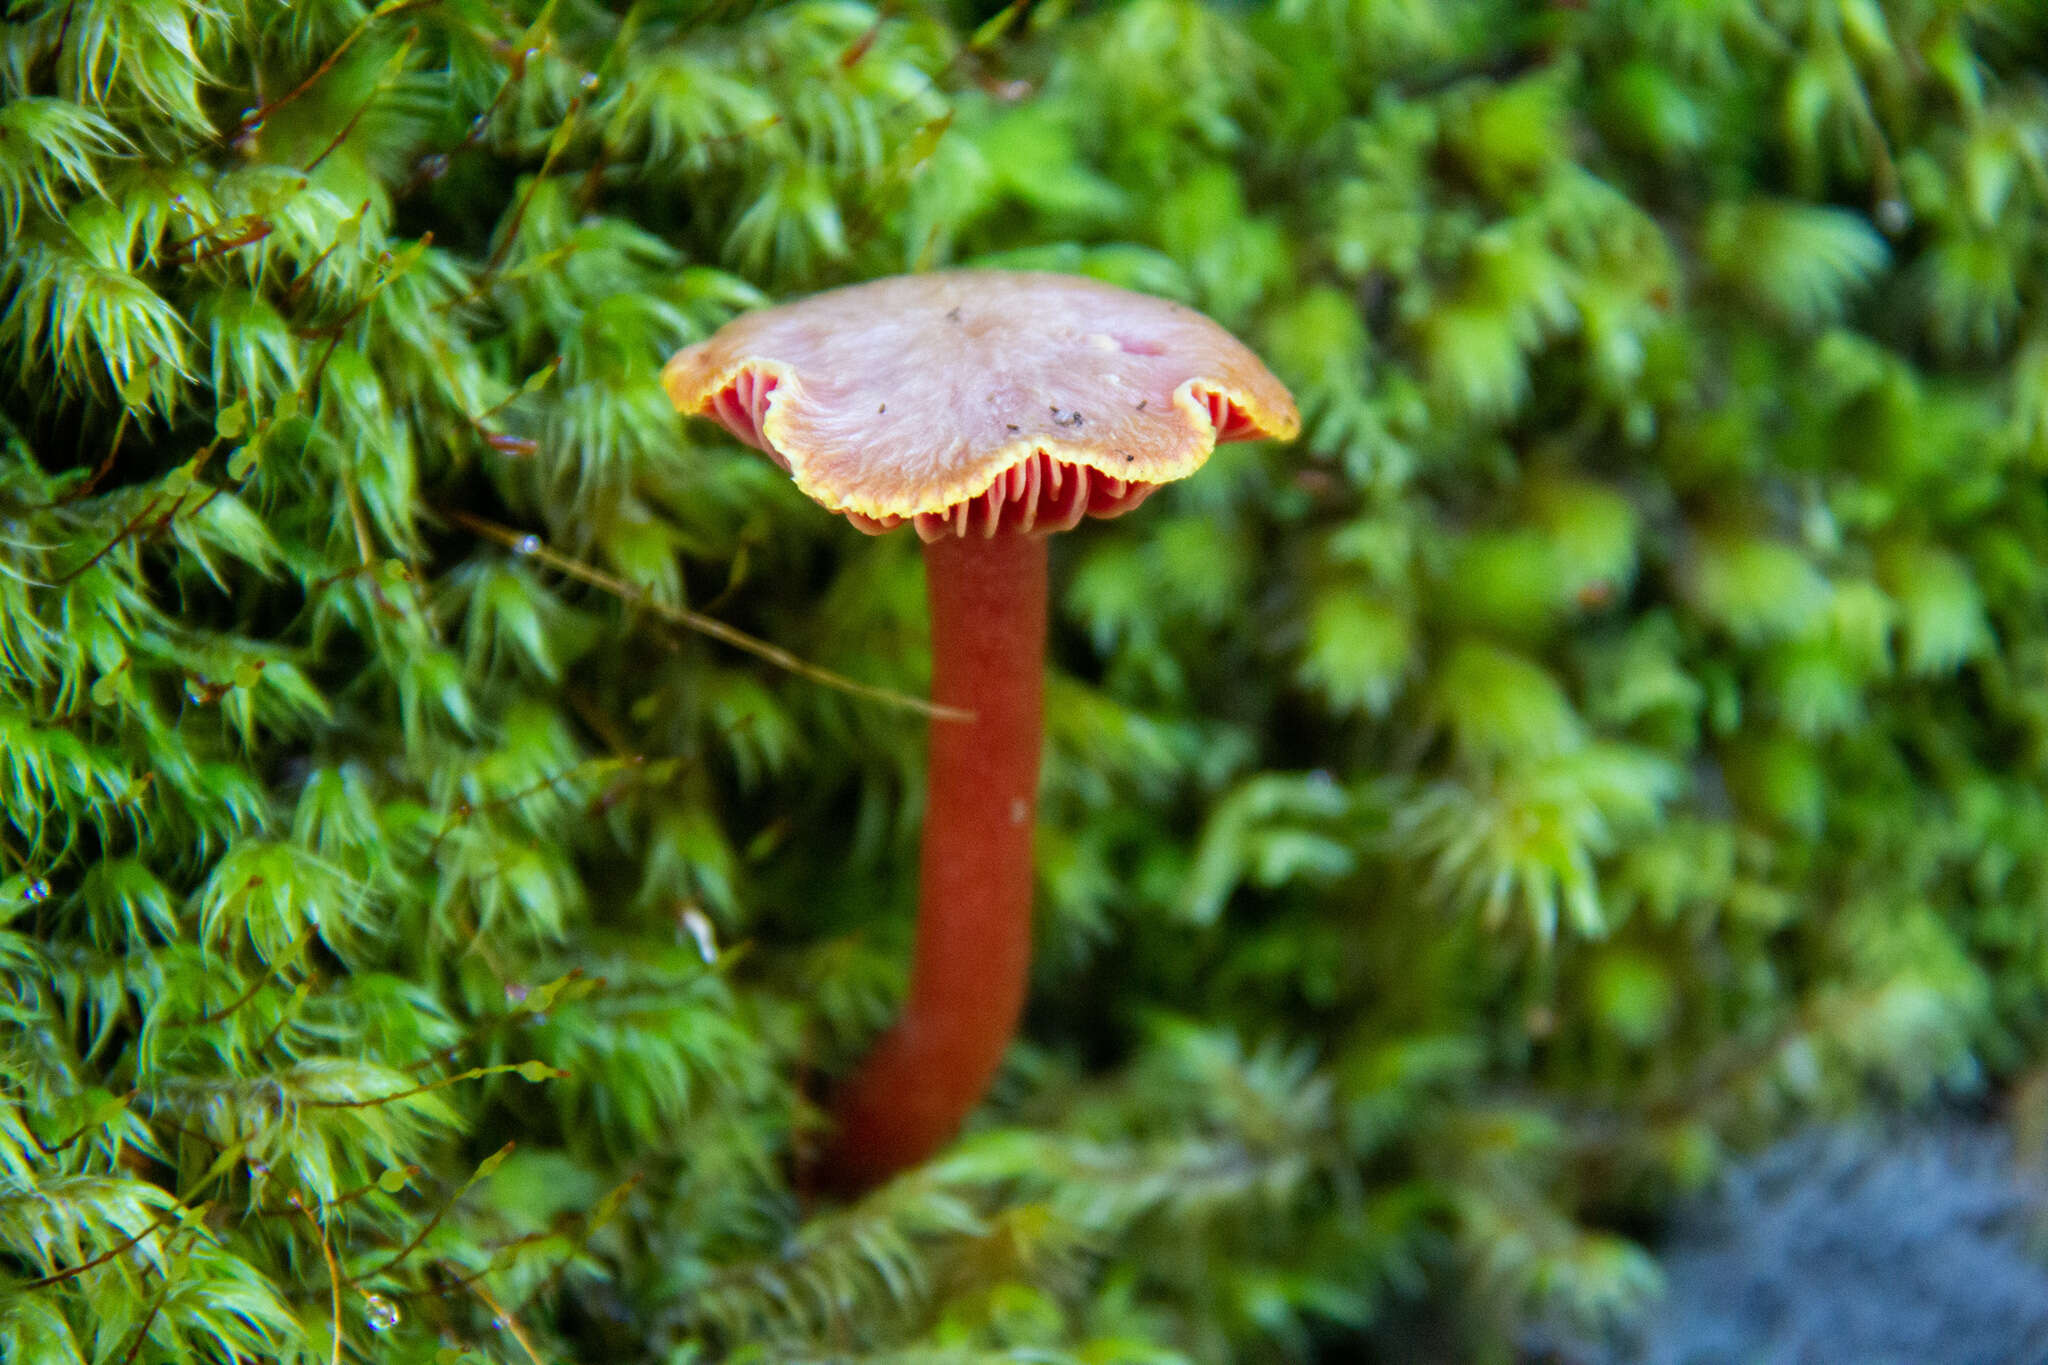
xmin=689 ymin=368 xmax=1284 ymax=543
xmin=845 ymin=451 xmax=1160 ymax=542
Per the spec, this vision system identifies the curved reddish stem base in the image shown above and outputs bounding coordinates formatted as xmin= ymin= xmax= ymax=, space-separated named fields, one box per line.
xmin=818 ymin=532 xmax=1047 ymax=1193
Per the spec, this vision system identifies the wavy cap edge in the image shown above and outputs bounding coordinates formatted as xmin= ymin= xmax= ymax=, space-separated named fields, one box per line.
xmin=663 ymin=349 xmax=1300 ymax=523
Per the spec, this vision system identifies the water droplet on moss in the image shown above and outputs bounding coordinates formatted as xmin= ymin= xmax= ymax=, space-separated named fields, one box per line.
xmin=364 ymin=1294 xmax=400 ymax=1331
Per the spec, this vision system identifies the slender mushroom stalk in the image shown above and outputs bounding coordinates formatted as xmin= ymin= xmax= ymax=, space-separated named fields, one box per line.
xmin=826 ymin=531 xmax=1046 ymax=1186
xmin=664 ymin=271 xmax=1298 ymax=1191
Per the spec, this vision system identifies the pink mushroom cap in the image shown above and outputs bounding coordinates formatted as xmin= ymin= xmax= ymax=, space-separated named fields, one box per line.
xmin=662 ymin=270 xmax=1300 ymax=542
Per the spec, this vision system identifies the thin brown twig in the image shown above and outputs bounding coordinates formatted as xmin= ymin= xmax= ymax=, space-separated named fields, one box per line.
xmin=448 ymin=510 xmax=971 ymax=722
xmin=870 ymin=0 xmax=1033 ymax=130
xmin=139 ymin=1110 xmax=231 ymax=1154
xmin=387 ymin=1233 xmax=549 ymax=1300
xmin=300 ymin=1063 xmax=558 ymax=1111
xmin=281 ymin=201 xmax=370 ymax=304
xmin=52 ymin=492 xmax=169 ymax=585
xmin=145 ymin=433 xmax=248 ymax=541
xmin=115 ymin=1281 xmax=171 ymax=1365
xmin=513 ymin=1172 xmax=643 ymax=1315
xmin=233 ymin=0 xmax=439 ymax=133
xmin=168 ymin=933 xmax=311 ymax=1029
xmin=22 ymin=1212 xmax=177 ymax=1289
xmin=252 ymin=976 xmax=313 ymax=1057
xmin=303 ymin=232 xmax=434 ymax=398
xmin=394 ymin=30 xmax=524 ymax=198
xmin=27 ymin=0 xmax=79 ymax=89
xmin=350 ymin=1142 xmax=515 ymax=1284
xmin=19 ymin=1088 xmax=136 ymax=1156
xmin=51 ymin=421 xmax=247 ymax=582
xmin=398 ymin=970 xmax=607 ymax=1079
xmin=563 ymin=686 xmax=638 ymax=758
xmin=468 ymin=354 xmax=559 ymax=428
xmin=427 ymin=754 xmax=642 ymax=854
xmin=61 ymin=406 xmax=129 ymax=504
xmin=255 ymin=1165 xmax=417 ymax=1218
xmin=308 ymin=28 xmax=421 ymax=172
xmin=168 ymin=219 xmax=275 ymax=268
xmin=459 ymin=95 xmax=584 ymax=304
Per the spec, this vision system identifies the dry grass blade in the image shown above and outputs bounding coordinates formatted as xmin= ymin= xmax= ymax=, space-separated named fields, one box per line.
xmin=295 ymin=1196 xmax=345 ymax=1365
xmin=470 ymin=1278 xmax=548 ymax=1365
xmin=448 ymin=509 xmax=972 ymax=722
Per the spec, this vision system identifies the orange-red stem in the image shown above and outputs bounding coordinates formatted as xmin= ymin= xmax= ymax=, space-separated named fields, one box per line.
xmin=820 ymin=532 xmax=1047 ymax=1192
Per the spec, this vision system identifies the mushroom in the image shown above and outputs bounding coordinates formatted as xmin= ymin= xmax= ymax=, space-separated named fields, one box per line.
xmin=663 ymin=270 xmax=1298 ymax=1190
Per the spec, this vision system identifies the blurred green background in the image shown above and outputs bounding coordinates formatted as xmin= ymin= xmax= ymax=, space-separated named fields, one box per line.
xmin=5 ymin=0 xmax=2048 ymax=1360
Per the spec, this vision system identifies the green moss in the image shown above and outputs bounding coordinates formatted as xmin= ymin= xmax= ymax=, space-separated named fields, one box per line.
xmin=4 ymin=0 xmax=2048 ymax=1359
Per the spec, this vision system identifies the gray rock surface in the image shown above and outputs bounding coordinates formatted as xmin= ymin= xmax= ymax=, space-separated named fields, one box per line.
xmin=1552 ymin=1125 xmax=2048 ymax=1365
